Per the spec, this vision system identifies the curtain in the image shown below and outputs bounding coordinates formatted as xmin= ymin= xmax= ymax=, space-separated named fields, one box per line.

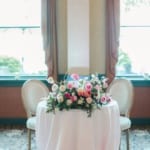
xmin=41 ymin=0 xmax=58 ymax=80
xmin=105 ymin=0 xmax=120 ymax=83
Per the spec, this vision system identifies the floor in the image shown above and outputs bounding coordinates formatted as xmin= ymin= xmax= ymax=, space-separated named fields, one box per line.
xmin=0 ymin=125 xmax=150 ymax=150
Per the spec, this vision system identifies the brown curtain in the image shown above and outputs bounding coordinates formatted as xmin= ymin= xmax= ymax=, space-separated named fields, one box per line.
xmin=41 ymin=0 xmax=58 ymax=80
xmin=105 ymin=0 xmax=120 ymax=83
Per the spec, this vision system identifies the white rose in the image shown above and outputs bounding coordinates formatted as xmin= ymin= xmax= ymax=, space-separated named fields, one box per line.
xmin=57 ymin=94 xmax=64 ymax=103
xmin=52 ymin=84 xmax=58 ymax=92
xmin=86 ymin=97 xmax=92 ymax=104
xmin=66 ymin=99 xmax=72 ymax=106
xmin=47 ymin=77 xmax=54 ymax=84
xmin=59 ymin=85 xmax=66 ymax=92
xmin=77 ymin=98 xmax=83 ymax=104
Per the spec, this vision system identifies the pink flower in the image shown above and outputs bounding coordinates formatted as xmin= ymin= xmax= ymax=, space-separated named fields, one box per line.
xmin=67 ymin=82 xmax=73 ymax=89
xmin=70 ymin=95 xmax=78 ymax=102
xmin=100 ymin=94 xmax=111 ymax=104
xmin=71 ymin=73 xmax=80 ymax=80
xmin=100 ymin=96 xmax=107 ymax=104
xmin=64 ymin=93 xmax=71 ymax=99
xmin=105 ymin=95 xmax=112 ymax=102
xmin=85 ymin=82 xmax=92 ymax=92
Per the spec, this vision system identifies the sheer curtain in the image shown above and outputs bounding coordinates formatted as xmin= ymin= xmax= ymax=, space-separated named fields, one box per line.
xmin=105 ymin=0 xmax=120 ymax=83
xmin=41 ymin=0 xmax=58 ymax=80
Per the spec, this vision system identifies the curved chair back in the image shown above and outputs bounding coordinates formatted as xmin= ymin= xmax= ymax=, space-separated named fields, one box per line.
xmin=21 ymin=79 xmax=49 ymax=117
xmin=107 ymin=78 xmax=134 ymax=116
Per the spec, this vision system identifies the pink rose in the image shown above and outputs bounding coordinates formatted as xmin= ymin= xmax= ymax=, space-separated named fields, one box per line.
xmin=100 ymin=94 xmax=111 ymax=104
xmin=64 ymin=93 xmax=71 ymax=99
xmin=70 ymin=95 xmax=77 ymax=102
xmin=100 ymin=96 xmax=107 ymax=104
xmin=106 ymin=95 xmax=112 ymax=102
xmin=85 ymin=82 xmax=92 ymax=92
xmin=67 ymin=82 xmax=73 ymax=89
xmin=71 ymin=73 xmax=80 ymax=80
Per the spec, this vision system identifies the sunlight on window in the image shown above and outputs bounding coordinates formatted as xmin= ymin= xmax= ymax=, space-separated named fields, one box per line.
xmin=0 ymin=0 xmax=47 ymax=76
xmin=117 ymin=0 xmax=150 ymax=76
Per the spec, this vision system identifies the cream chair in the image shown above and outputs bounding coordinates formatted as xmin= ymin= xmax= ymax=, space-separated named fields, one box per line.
xmin=106 ymin=78 xmax=134 ymax=150
xmin=21 ymin=79 xmax=49 ymax=150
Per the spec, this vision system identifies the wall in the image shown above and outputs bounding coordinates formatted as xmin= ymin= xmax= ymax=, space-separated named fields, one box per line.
xmin=90 ymin=0 xmax=106 ymax=73
xmin=131 ymin=87 xmax=150 ymax=118
xmin=57 ymin=0 xmax=106 ymax=74
xmin=0 ymin=86 xmax=150 ymax=120
xmin=0 ymin=87 xmax=26 ymax=118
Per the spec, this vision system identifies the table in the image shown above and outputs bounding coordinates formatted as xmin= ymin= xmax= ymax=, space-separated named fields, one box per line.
xmin=36 ymin=100 xmax=121 ymax=150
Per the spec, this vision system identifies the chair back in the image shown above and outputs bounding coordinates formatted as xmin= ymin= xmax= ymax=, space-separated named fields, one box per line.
xmin=21 ymin=79 xmax=49 ymax=117
xmin=107 ymin=78 xmax=134 ymax=116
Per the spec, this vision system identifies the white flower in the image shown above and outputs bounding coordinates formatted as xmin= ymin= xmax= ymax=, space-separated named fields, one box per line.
xmin=52 ymin=84 xmax=58 ymax=92
xmin=47 ymin=77 xmax=54 ymax=84
xmin=66 ymin=99 xmax=72 ymax=106
xmin=103 ymin=82 xmax=108 ymax=88
xmin=59 ymin=85 xmax=66 ymax=92
xmin=57 ymin=94 xmax=64 ymax=103
xmin=77 ymin=98 xmax=84 ymax=104
xmin=91 ymin=74 xmax=95 ymax=78
xmin=72 ymin=81 xmax=79 ymax=88
xmin=86 ymin=97 xmax=92 ymax=104
xmin=71 ymin=92 xmax=75 ymax=96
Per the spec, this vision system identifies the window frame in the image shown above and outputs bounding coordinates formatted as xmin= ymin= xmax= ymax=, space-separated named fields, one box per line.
xmin=117 ymin=1 xmax=150 ymax=81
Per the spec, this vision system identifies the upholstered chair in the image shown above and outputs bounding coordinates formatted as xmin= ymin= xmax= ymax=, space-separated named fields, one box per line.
xmin=107 ymin=78 xmax=134 ymax=150
xmin=21 ymin=79 xmax=49 ymax=150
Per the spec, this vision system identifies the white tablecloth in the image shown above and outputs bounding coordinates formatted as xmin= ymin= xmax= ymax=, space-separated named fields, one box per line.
xmin=36 ymin=100 xmax=121 ymax=150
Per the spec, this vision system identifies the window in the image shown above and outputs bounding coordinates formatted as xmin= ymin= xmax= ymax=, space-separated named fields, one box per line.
xmin=117 ymin=0 xmax=150 ymax=78
xmin=0 ymin=0 xmax=47 ymax=77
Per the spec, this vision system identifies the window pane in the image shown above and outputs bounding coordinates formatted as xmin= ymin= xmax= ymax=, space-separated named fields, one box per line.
xmin=0 ymin=0 xmax=40 ymax=26
xmin=117 ymin=0 xmax=150 ymax=76
xmin=120 ymin=1 xmax=150 ymax=26
xmin=0 ymin=0 xmax=47 ymax=77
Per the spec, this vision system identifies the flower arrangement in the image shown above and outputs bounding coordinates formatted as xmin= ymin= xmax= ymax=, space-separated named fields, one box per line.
xmin=46 ymin=73 xmax=112 ymax=117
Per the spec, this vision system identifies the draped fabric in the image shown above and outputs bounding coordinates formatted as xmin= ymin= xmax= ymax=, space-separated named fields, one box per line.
xmin=36 ymin=100 xmax=120 ymax=150
xmin=41 ymin=0 xmax=58 ymax=80
xmin=105 ymin=0 xmax=120 ymax=84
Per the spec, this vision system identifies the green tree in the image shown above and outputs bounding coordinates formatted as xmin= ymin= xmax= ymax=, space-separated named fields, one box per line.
xmin=117 ymin=49 xmax=132 ymax=73
xmin=0 ymin=56 xmax=22 ymax=74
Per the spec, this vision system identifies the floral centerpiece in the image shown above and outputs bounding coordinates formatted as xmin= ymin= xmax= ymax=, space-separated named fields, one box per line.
xmin=46 ymin=73 xmax=112 ymax=117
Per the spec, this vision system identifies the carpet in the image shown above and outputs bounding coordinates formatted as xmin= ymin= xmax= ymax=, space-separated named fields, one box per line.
xmin=0 ymin=127 xmax=150 ymax=150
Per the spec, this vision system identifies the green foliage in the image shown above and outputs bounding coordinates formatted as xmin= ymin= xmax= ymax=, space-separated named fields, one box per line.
xmin=0 ymin=56 xmax=22 ymax=73
xmin=117 ymin=49 xmax=131 ymax=66
xmin=124 ymin=0 xmax=150 ymax=11
xmin=117 ymin=49 xmax=132 ymax=73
